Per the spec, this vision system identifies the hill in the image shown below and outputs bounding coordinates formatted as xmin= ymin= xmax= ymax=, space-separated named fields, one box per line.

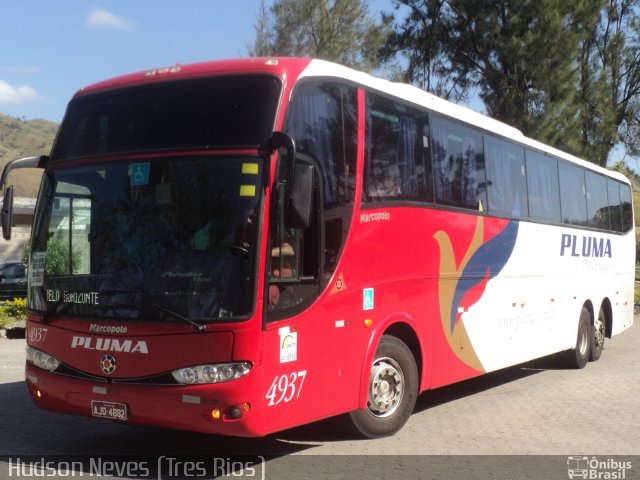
xmin=0 ymin=113 xmax=58 ymax=197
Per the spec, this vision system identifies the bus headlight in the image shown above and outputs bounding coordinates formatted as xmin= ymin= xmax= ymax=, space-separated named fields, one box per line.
xmin=26 ymin=346 xmax=61 ymax=372
xmin=172 ymin=362 xmax=252 ymax=385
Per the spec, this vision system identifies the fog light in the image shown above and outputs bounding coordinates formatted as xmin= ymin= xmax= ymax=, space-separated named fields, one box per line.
xmin=36 ymin=389 xmax=42 ymax=398
xmin=229 ymin=406 xmax=242 ymax=419
xmin=209 ymin=408 xmax=221 ymax=421
xmin=242 ymin=403 xmax=250 ymax=412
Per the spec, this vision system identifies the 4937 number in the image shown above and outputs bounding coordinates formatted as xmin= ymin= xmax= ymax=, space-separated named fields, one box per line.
xmin=266 ymin=371 xmax=307 ymax=407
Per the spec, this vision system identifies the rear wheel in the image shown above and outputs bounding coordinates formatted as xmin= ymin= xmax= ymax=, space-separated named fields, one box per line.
xmin=564 ymin=307 xmax=591 ymax=369
xmin=589 ymin=306 xmax=606 ymax=362
xmin=348 ymin=335 xmax=418 ymax=438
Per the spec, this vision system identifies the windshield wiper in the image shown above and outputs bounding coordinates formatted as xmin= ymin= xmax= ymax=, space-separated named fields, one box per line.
xmin=92 ymin=298 xmax=208 ymax=332
xmin=150 ymin=304 xmax=207 ymax=332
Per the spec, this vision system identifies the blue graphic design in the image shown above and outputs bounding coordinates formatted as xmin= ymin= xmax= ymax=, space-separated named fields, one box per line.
xmin=448 ymin=220 xmax=519 ymax=333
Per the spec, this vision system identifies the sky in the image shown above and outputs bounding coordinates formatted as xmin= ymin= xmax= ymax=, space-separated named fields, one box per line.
xmin=0 ymin=1 xmax=632 ymax=168
xmin=0 ymin=0 xmax=393 ymax=123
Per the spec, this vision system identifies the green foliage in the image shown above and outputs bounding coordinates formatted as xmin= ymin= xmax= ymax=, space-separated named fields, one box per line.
xmin=383 ymin=0 xmax=640 ymax=166
xmin=249 ymin=0 xmax=390 ymax=72
xmin=21 ymin=242 xmax=30 ymax=266
xmin=611 ymin=160 xmax=634 ymax=177
xmin=0 ymin=298 xmax=26 ymax=328
xmin=574 ymin=0 xmax=640 ymax=166
xmin=44 ymin=237 xmax=81 ymax=276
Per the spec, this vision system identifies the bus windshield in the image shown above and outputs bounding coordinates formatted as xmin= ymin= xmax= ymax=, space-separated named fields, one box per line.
xmin=29 ymin=156 xmax=263 ymax=323
xmin=51 ymin=74 xmax=281 ymax=160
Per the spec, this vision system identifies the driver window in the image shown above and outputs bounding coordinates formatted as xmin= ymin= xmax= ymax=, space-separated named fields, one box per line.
xmin=266 ymin=81 xmax=357 ymax=322
xmin=267 ymin=171 xmax=319 ymax=321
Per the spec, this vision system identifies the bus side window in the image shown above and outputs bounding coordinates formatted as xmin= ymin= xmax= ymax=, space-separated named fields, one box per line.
xmin=559 ymin=161 xmax=588 ymax=226
xmin=607 ymin=179 xmax=623 ymax=232
xmin=431 ymin=116 xmax=486 ymax=210
xmin=620 ymin=183 xmax=633 ymax=232
xmin=526 ymin=149 xmax=561 ymax=223
xmin=485 ymin=134 xmax=527 ymax=218
xmin=363 ymin=93 xmax=433 ymax=203
xmin=270 ymin=80 xmax=357 ymax=321
xmin=585 ymin=171 xmax=609 ymax=229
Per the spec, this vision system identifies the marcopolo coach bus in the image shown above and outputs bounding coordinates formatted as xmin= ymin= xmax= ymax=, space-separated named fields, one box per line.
xmin=0 ymin=57 xmax=634 ymax=438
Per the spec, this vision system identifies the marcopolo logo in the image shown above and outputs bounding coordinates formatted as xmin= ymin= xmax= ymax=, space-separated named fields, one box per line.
xmin=567 ymin=456 xmax=632 ymax=479
xmin=89 ymin=324 xmax=128 ymax=334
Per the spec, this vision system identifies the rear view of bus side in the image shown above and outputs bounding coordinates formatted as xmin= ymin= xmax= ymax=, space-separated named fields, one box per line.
xmin=2 ymin=58 xmax=633 ymax=439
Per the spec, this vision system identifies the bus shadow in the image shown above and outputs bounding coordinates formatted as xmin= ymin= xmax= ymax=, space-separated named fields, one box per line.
xmin=277 ymin=353 xmax=567 ymax=443
xmin=412 ymin=354 xmax=564 ymax=414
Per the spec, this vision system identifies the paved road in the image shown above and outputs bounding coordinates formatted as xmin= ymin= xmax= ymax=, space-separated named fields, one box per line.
xmin=1 ymin=319 xmax=639 ymax=478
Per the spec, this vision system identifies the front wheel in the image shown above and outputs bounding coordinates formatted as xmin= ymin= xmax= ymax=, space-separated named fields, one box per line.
xmin=348 ymin=335 xmax=418 ymax=438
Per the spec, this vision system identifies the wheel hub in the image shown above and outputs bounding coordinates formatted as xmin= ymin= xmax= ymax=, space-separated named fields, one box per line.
xmin=368 ymin=358 xmax=404 ymax=417
xmin=594 ymin=316 xmax=605 ymax=348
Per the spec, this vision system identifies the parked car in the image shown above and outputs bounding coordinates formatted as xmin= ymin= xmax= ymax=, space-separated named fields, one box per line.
xmin=0 ymin=260 xmax=27 ymax=300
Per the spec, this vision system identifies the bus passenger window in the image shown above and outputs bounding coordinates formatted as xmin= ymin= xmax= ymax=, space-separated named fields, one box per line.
xmin=607 ymin=179 xmax=623 ymax=232
xmin=431 ymin=116 xmax=486 ymax=210
xmin=585 ymin=171 xmax=609 ymax=229
xmin=485 ymin=134 xmax=527 ymax=218
xmin=559 ymin=162 xmax=588 ymax=226
xmin=620 ymin=184 xmax=633 ymax=232
xmin=526 ymin=150 xmax=561 ymax=223
xmin=364 ymin=93 xmax=433 ymax=203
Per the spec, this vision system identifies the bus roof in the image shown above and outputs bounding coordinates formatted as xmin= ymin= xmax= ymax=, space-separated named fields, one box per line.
xmin=75 ymin=57 xmax=629 ymax=184
xmin=299 ymin=59 xmax=629 ymax=184
xmin=75 ymin=57 xmax=313 ymax=97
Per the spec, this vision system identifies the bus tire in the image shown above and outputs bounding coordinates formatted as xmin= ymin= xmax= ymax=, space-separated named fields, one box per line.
xmin=589 ymin=306 xmax=606 ymax=362
xmin=348 ymin=335 xmax=418 ymax=438
xmin=564 ymin=307 xmax=591 ymax=369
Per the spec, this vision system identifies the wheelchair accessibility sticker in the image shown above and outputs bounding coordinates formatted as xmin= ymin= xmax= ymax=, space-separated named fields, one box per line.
xmin=130 ymin=163 xmax=150 ymax=186
xmin=363 ymin=288 xmax=374 ymax=310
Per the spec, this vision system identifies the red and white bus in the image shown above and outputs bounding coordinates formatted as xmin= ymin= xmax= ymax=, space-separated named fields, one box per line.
xmin=1 ymin=58 xmax=634 ymax=438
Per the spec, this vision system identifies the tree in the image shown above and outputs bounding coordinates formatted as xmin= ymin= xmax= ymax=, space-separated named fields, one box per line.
xmin=385 ymin=1 xmax=592 ymax=153
xmin=381 ymin=0 xmax=469 ymax=101
xmin=576 ymin=0 xmax=640 ymax=165
xmin=384 ymin=0 xmax=640 ymax=166
xmin=249 ymin=0 xmax=389 ymax=72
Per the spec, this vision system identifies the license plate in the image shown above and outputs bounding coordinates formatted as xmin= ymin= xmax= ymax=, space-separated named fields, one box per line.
xmin=91 ymin=400 xmax=128 ymax=421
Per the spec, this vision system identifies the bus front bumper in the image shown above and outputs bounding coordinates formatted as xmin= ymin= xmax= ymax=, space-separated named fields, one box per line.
xmin=25 ymin=362 xmax=267 ymax=437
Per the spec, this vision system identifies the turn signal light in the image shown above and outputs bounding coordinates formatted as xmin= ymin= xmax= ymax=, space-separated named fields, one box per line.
xmin=209 ymin=408 xmax=221 ymax=421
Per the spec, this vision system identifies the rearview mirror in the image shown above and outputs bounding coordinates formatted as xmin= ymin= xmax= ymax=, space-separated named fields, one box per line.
xmin=0 ymin=155 xmax=48 ymax=242
xmin=286 ymin=163 xmax=314 ymax=229
xmin=2 ymin=185 xmax=15 ymax=240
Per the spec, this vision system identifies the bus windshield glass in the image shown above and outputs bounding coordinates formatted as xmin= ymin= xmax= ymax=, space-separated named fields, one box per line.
xmin=51 ymin=74 xmax=281 ymax=160
xmin=29 ymin=156 xmax=263 ymax=322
